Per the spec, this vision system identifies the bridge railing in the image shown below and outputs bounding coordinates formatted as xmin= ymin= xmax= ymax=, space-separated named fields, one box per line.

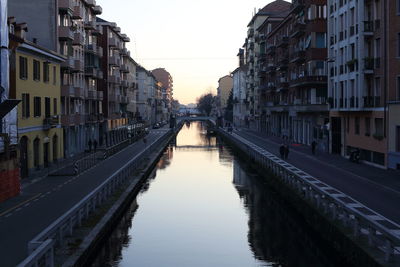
xmin=220 ymin=129 xmax=400 ymax=264
xmin=17 ymin=129 xmax=173 ymax=267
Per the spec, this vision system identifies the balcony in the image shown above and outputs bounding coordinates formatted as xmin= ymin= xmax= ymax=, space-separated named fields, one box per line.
xmin=61 ymin=85 xmax=75 ymax=97
xmin=73 ymin=59 xmax=84 ymax=72
xmin=247 ymin=28 xmax=254 ymax=38
xmin=61 ymin=58 xmax=74 ymax=69
xmin=91 ymin=26 xmax=102 ymax=36
xmin=120 ymin=64 xmax=130 ymax=73
xmin=72 ymin=5 xmax=83 ymax=19
xmin=84 ymin=20 xmax=96 ymax=30
xmin=74 ymin=86 xmax=85 ymax=99
xmin=290 ymin=75 xmax=327 ymax=87
xmin=85 ymin=66 xmax=97 ymax=77
xmin=93 ymin=5 xmax=102 ymax=15
xmin=109 ymin=55 xmax=120 ymax=66
xmin=61 ymin=114 xmax=85 ymax=126
xmin=43 ymin=116 xmax=59 ymax=130
xmin=58 ymin=0 xmax=73 ymax=13
xmin=84 ymin=43 xmax=96 ymax=54
xmin=290 ymin=50 xmax=306 ymax=64
xmin=363 ymin=21 xmax=374 ymax=35
xmin=72 ymin=32 xmax=84 ymax=46
xmin=120 ymin=47 xmax=129 ymax=56
xmin=108 ymin=74 xmax=121 ymax=84
xmin=277 ymin=36 xmax=289 ymax=48
xmin=96 ymin=70 xmax=103 ymax=79
xmin=290 ymin=21 xmax=306 ymax=38
xmin=121 ymin=80 xmax=129 ymax=88
xmin=87 ymin=90 xmax=97 ymax=100
xmin=108 ymin=38 xmax=118 ymax=48
xmin=58 ymin=26 xmax=74 ymax=40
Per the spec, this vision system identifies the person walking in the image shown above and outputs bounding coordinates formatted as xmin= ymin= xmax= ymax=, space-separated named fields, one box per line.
xmin=88 ymin=139 xmax=92 ymax=152
xmin=279 ymin=144 xmax=285 ymax=159
xmin=311 ymin=140 xmax=317 ymax=155
xmin=284 ymin=144 xmax=290 ymax=160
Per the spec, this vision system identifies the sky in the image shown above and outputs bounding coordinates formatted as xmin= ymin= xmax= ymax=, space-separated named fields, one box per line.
xmin=96 ymin=0 xmax=276 ymax=105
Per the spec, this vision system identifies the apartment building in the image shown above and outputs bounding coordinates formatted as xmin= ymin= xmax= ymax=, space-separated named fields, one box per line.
xmin=152 ymin=68 xmax=173 ymax=122
xmin=232 ymin=50 xmax=248 ymax=127
xmin=9 ymin=21 xmax=65 ymax=178
xmin=328 ymin=0 xmax=387 ymax=166
xmin=125 ymin=56 xmax=138 ymax=123
xmin=386 ymin=0 xmax=400 ymax=169
xmin=245 ymin=0 xmax=292 ymax=130
xmin=8 ymin=0 xmax=104 ymax=158
xmin=97 ymin=18 xmax=130 ymax=147
xmin=137 ymin=66 xmax=158 ymax=125
xmin=216 ymin=75 xmax=233 ymax=119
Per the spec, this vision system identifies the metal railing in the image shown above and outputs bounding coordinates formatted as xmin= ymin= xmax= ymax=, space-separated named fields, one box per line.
xmin=220 ymin=129 xmax=400 ymax=265
xmin=17 ymin=129 xmax=173 ymax=267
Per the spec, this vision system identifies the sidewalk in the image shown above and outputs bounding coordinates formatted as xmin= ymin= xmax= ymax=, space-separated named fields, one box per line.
xmin=234 ymin=128 xmax=400 ymax=224
xmin=0 ymin=128 xmax=171 ymax=267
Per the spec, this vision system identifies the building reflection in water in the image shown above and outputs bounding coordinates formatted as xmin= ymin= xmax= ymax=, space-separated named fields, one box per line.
xmin=233 ymin=159 xmax=337 ymax=267
xmin=90 ymin=122 xmax=339 ymax=267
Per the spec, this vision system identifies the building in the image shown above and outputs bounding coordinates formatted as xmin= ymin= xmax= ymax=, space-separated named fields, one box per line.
xmin=9 ymin=19 xmax=65 ymax=178
xmin=386 ymin=0 xmax=400 ymax=169
xmin=152 ymin=68 xmax=173 ymax=122
xmin=125 ymin=56 xmax=138 ymax=123
xmin=328 ymin=0 xmax=388 ymax=167
xmin=136 ymin=66 xmax=156 ymax=124
xmin=0 ymin=4 xmax=20 ymax=202
xmin=245 ymin=0 xmax=292 ymax=130
xmin=8 ymin=0 xmax=104 ymax=158
xmin=232 ymin=50 xmax=248 ymax=127
xmin=97 ymin=18 xmax=130 ymax=147
xmin=216 ymin=75 xmax=233 ymax=118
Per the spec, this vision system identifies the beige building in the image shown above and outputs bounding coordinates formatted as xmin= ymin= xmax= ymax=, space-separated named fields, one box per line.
xmin=217 ymin=75 xmax=233 ymax=117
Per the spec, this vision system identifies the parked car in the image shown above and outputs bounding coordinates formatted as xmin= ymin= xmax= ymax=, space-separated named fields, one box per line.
xmin=153 ymin=123 xmax=160 ymax=129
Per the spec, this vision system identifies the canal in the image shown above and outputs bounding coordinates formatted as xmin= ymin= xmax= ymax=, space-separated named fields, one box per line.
xmin=90 ymin=121 xmax=341 ymax=267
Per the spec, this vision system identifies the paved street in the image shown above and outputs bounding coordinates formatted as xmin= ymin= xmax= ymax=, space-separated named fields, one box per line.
xmin=235 ymin=129 xmax=400 ymax=225
xmin=0 ymin=128 xmax=170 ymax=267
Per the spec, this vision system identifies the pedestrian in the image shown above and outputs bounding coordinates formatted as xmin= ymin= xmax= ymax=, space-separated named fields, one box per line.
xmin=93 ymin=139 xmax=98 ymax=152
xmin=143 ymin=136 xmax=147 ymax=146
xmin=88 ymin=139 xmax=92 ymax=152
xmin=311 ymin=140 xmax=317 ymax=155
xmin=284 ymin=144 xmax=290 ymax=160
xmin=279 ymin=144 xmax=285 ymax=159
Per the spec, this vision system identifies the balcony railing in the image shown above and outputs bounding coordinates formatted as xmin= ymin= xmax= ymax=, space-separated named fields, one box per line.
xmin=290 ymin=75 xmax=327 ymax=87
xmin=290 ymin=50 xmax=306 ymax=64
xmin=72 ymin=32 xmax=84 ymax=46
xmin=72 ymin=5 xmax=83 ymax=19
xmin=58 ymin=26 xmax=74 ymax=40
xmin=109 ymin=55 xmax=120 ymax=66
xmin=84 ymin=20 xmax=96 ymax=30
xmin=108 ymin=74 xmax=121 ymax=84
xmin=58 ymin=0 xmax=73 ymax=13
xmin=290 ymin=21 xmax=306 ymax=38
xmin=61 ymin=85 xmax=74 ymax=97
xmin=93 ymin=5 xmax=102 ymax=15
xmin=43 ymin=116 xmax=59 ymax=130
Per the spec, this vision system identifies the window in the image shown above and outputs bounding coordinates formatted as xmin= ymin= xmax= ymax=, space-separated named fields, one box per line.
xmin=33 ymin=60 xmax=40 ymax=81
xmin=53 ymin=98 xmax=57 ymax=115
xmin=316 ymin=33 xmax=326 ymax=48
xmin=365 ymin=118 xmax=371 ymax=136
xmin=21 ymin=93 xmax=30 ymax=118
xmin=53 ymin=66 xmax=57 ymax=85
xmin=34 ymin=97 xmax=41 ymax=117
xmin=355 ymin=117 xmax=360 ymax=135
xmin=45 ymin=97 xmax=51 ymax=118
xmin=375 ymin=118 xmax=383 ymax=137
xmin=19 ymin=56 xmax=28 ymax=79
xmin=43 ymin=62 xmax=50 ymax=83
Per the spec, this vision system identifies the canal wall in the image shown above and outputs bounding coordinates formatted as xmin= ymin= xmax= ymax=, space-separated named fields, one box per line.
xmin=61 ymin=124 xmax=184 ymax=267
xmin=218 ymin=129 xmax=400 ymax=267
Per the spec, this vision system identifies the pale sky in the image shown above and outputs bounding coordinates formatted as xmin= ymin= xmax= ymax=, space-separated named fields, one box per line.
xmin=97 ymin=0 xmax=276 ymax=105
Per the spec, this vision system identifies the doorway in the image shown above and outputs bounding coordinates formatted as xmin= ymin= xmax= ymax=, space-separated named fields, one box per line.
xmin=331 ymin=117 xmax=342 ymax=154
xmin=20 ymin=136 xmax=29 ymax=178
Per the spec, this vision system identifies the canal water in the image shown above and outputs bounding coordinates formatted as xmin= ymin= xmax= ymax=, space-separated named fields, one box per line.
xmin=90 ymin=121 xmax=338 ymax=267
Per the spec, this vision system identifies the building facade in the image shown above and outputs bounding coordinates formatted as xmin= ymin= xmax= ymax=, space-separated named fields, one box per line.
xmin=328 ymin=0 xmax=387 ymax=167
xmin=10 ymin=34 xmax=65 ymax=178
xmin=152 ymin=68 xmax=173 ymax=122
xmin=232 ymin=62 xmax=248 ymax=127
xmin=216 ymin=75 xmax=233 ymax=118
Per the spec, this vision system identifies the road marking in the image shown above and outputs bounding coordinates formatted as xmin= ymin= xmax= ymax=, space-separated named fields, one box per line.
xmin=0 ymin=193 xmax=42 ymax=218
xmin=241 ymin=131 xmax=400 ymax=196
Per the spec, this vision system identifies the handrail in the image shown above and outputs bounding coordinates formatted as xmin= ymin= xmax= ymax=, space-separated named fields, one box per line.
xmin=221 ymin=129 xmax=400 ymax=264
xmin=18 ymin=129 xmax=173 ymax=267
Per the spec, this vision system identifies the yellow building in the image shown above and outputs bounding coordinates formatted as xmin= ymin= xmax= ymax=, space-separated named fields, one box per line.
xmin=10 ymin=38 xmax=65 ymax=178
xmin=217 ymin=75 xmax=233 ymax=116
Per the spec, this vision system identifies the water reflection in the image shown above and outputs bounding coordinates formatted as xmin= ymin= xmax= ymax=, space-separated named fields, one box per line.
xmin=90 ymin=122 xmax=337 ymax=267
